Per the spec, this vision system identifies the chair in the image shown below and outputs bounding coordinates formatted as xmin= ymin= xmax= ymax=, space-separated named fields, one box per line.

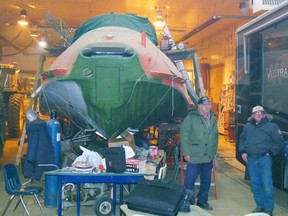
xmin=2 ymin=163 xmax=45 ymax=216
xmin=158 ymin=163 xmax=167 ymax=180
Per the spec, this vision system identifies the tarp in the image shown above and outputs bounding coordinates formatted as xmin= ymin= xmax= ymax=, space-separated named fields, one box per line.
xmin=72 ymin=13 xmax=158 ymax=46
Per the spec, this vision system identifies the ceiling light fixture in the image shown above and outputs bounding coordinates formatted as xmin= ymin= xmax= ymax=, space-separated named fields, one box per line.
xmin=4 ymin=10 xmax=10 ymax=26
xmin=239 ymin=1 xmax=250 ymax=15
xmin=30 ymin=26 xmax=40 ymax=37
xmin=38 ymin=38 xmax=47 ymax=48
xmin=157 ymin=9 xmax=162 ymax=19
xmin=154 ymin=9 xmax=164 ymax=27
xmin=18 ymin=9 xmax=29 ymax=26
xmin=30 ymin=30 xmax=39 ymax=37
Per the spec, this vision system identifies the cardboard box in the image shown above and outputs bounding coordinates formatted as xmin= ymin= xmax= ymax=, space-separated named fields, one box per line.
xmin=126 ymin=158 xmax=146 ymax=173
xmin=108 ymin=131 xmax=136 ymax=151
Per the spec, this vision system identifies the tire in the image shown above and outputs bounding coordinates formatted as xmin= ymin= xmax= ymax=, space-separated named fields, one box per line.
xmin=7 ymin=94 xmax=25 ymax=138
xmin=0 ymin=91 xmax=5 ymax=155
xmin=94 ymin=196 xmax=113 ymax=216
xmin=71 ymin=187 xmax=88 ymax=203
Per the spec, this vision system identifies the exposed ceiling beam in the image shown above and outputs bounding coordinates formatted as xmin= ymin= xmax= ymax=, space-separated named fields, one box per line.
xmin=178 ymin=16 xmax=222 ymax=42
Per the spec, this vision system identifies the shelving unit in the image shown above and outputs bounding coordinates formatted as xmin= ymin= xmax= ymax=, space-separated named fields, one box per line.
xmin=218 ymin=78 xmax=235 ymax=141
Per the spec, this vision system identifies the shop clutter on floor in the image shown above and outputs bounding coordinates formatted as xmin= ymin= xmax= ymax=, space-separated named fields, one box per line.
xmin=0 ymin=136 xmax=288 ymax=216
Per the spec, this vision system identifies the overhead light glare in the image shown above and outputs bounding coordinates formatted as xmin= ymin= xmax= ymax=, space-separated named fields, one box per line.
xmin=154 ymin=19 xmax=163 ymax=27
xmin=38 ymin=38 xmax=47 ymax=48
xmin=30 ymin=26 xmax=40 ymax=37
xmin=18 ymin=19 xmax=28 ymax=26
xmin=28 ymin=4 xmax=35 ymax=9
xmin=30 ymin=32 xmax=40 ymax=37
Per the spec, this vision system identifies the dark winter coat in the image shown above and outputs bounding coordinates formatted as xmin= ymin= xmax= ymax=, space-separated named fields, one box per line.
xmin=24 ymin=119 xmax=55 ymax=180
xmin=239 ymin=114 xmax=284 ymax=156
xmin=180 ymin=109 xmax=218 ymax=163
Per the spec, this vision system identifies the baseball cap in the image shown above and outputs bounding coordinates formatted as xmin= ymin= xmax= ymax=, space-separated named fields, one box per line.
xmin=198 ymin=96 xmax=211 ymax=105
xmin=252 ymin=105 xmax=265 ymax=113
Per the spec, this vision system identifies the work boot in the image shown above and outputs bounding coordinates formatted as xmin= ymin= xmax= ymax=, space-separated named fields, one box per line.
xmin=252 ymin=207 xmax=265 ymax=213
xmin=196 ymin=201 xmax=213 ymax=210
xmin=185 ymin=189 xmax=195 ymax=205
xmin=189 ymin=196 xmax=195 ymax=205
xmin=264 ymin=210 xmax=273 ymax=216
xmin=179 ymin=189 xmax=193 ymax=212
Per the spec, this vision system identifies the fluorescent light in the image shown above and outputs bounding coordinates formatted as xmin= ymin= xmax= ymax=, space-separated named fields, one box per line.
xmin=30 ymin=33 xmax=39 ymax=37
xmin=30 ymin=30 xmax=39 ymax=37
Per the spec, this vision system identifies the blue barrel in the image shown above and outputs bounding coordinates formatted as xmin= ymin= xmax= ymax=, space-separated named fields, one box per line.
xmin=46 ymin=111 xmax=61 ymax=207
xmin=47 ymin=111 xmax=61 ymax=168
xmin=45 ymin=175 xmax=58 ymax=207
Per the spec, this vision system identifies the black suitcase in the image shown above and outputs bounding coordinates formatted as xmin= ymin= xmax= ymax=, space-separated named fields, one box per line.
xmin=126 ymin=179 xmax=186 ymax=216
xmin=104 ymin=147 xmax=126 ymax=173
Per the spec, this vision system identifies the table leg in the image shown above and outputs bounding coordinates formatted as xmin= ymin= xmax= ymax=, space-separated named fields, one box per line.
xmin=128 ymin=184 xmax=131 ymax=192
xmin=58 ymin=180 xmax=62 ymax=216
xmin=119 ymin=184 xmax=123 ymax=216
xmin=77 ymin=183 xmax=80 ymax=216
xmin=113 ymin=184 xmax=117 ymax=215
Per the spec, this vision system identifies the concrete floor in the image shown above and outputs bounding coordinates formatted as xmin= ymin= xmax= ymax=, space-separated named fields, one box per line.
xmin=0 ymin=135 xmax=288 ymax=216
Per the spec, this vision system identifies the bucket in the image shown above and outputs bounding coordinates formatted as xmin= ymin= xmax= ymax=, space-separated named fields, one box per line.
xmin=160 ymin=39 xmax=170 ymax=51
xmin=150 ymin=146 xmax=158 ymax=159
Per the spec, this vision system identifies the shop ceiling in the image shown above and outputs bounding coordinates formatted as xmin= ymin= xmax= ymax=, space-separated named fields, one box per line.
xmin=0 ymin=0 xmax=261 ymax=54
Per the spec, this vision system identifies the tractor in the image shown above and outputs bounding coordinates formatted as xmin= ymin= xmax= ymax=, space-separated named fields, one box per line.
xmin=0 ymin=63 xmax=32 ymax=138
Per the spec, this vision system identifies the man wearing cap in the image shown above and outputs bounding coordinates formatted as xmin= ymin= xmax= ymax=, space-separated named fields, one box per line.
xmin=180 ymin=96 xmax=218 ymax=210
xmin=239 ymin=106 xmax=284 ymax=216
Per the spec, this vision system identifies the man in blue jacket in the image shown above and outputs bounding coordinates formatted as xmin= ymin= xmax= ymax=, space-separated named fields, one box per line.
xmin=180 ymin=96 xmax=218 ymax=210
xmin=239 ymin=106 xmax=284 ymax=216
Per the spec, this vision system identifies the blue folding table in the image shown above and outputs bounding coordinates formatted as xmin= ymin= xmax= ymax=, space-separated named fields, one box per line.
xmin=45 ymin=169 xmax=154 ymax=216
xmin=45 ymin=150 xmax=165 ymax=216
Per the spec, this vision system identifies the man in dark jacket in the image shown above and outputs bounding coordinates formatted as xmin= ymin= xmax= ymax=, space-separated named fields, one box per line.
xmin=239 ymin=106 xmax=284 ymax=216
xmin=180 ymin=96 xmax=218 ymax=210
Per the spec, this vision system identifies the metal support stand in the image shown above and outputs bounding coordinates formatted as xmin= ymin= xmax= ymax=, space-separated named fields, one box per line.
xmin=15 ymin=53 xmax=47 ymax=165
xmin=172 ymin=144 xmax=180 ymax=183
xmin=161 ymin=21 xmax=206 ymax=105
